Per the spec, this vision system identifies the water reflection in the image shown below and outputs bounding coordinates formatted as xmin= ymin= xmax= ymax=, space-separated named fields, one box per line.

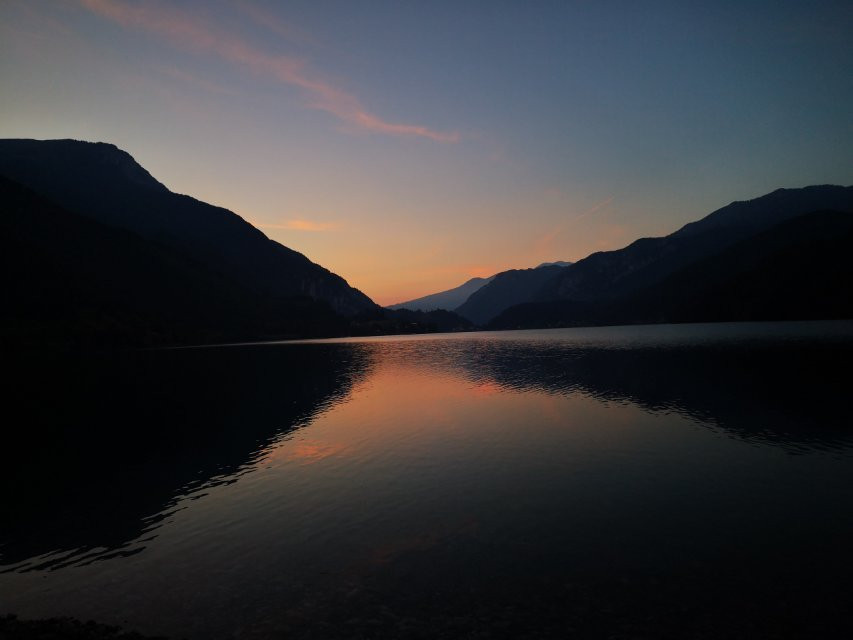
xmin=345 ymin=323 xmax=853 ymax=453
xmin=1 ymin=344 xmax=371 ymax=568
xmin=2 ymin=322 xmax=853 ymax=638
xmin=4 ymin=323 xmax=853 ymax=570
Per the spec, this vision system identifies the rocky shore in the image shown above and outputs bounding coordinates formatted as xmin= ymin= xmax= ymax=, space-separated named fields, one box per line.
xmin=0 ymin=615 xmax=166 ymax=640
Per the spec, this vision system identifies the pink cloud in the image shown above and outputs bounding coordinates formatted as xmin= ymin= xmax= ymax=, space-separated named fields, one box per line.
xmin=79 ymin=0 xmax=458 ymax=142
xmin=235 ymin=0 xmax=318 ymax=47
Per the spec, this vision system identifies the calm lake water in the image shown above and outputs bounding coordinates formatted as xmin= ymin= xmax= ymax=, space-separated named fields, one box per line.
xmin=3 ymin=321 xmax=853 ymax=638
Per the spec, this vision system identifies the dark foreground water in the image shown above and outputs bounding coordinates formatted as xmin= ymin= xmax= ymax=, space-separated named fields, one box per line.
xmin=2 ymin=321 xmax=853 ymax=639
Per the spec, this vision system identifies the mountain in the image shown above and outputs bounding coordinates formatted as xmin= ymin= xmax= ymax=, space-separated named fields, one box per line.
xmin=388 ymin=275 xmax=495 ymax=311
xmin=538 ymin=185 xmax=853 ymax=303
xmin=1 ymin=175 xmax=350 ymax=347
xmin=389 ymin=261 xmax=574 ymax=317
xmin=0 ymin=139 xmax=376 ymax=317
xmin=491 ymin=207 xmax=853 ymax=329
xmin=454 ymin=264 xmax=570 ymax=325
xmin=629 ymin=209 xmax=853 ymax=323
xmin=470 ymin=185 xmax=853 ymax=327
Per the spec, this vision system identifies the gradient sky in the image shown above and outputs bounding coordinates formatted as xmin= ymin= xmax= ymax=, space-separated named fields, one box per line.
xmin=2 ymin=0 xmax=851 ymax=305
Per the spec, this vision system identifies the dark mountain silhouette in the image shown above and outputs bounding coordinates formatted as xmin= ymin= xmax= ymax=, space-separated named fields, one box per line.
xmin=0 ymin=138 xmax=375 ymax=317
xmin=1 ymin=176 xmax=351 ymax=347
xmin=454 ymin=264 xmax=570 ymax=325
xmin=491 ymin=209 xmax=853 ymax=328
xmin=388 ymin=275 xmax=495 ymax=311
xmin=462 ymin=185 xmax=853 ymax=327
xmin=537 ymin=185 xmax=853 ymax=303
xmin=389 ymin=262 xmax=573 ymax=317
xmin=622 ymin=209 xmax=853 ymax=324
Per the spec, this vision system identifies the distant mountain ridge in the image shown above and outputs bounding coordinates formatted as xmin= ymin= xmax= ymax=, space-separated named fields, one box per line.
xmin=491 ymin=209 xmax=853 ymax=328
xmin=390 ymin=261 xmax=573 ymax=319
xmin=4 ymin=139 xmax=849 ymax=342
xmin=489 ymin=185 xmax=853 ymax=328
xmin=388 ymin=275 xmax=495 ymax=312
xmin=454 ymin=264 xmax=569 ymax=325
xmin=539 ymin=185 xmax=853 ymax=304
xmin=0 ymin=139 xmax=375 ymax=316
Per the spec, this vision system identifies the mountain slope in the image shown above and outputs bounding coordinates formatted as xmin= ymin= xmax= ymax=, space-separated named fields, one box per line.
xmin=0 ymin=139 xmax=375 ymax=316
xmin=490 ymin=209 xmax=853 ymax=328
xmin=391 ymin=260 xmax=574 ymax=316
xmin=1 ymin=176 xmax=349 ymax=347
xmin=388 ymin=276 xmax=495 ymax=311
xmin=454 ymin=264 xmax=569 ymax=325
xmin=624 ymin=209 xmax=853 ymax=323
xmin=538 ymin=185 xmax=853 ymax=303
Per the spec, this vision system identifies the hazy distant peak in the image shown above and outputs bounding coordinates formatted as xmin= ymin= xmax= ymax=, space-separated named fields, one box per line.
xmin=395 ymin=261 xmax=575 ymax=317
xmin=388 ymin=275 xmax=495 ymax=311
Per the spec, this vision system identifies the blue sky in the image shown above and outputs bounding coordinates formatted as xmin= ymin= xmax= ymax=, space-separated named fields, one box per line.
xmin=1 ymin=0 xmax=851 ymax=304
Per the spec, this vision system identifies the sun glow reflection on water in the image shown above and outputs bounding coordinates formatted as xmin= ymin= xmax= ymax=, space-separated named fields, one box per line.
xmin=2 ymin=321 xmax=853 ymax=638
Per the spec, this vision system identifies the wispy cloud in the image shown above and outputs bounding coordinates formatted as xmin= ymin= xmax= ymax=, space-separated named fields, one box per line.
xmin=255 ymin=219 xmax=339 ymax=232
xmin=79 ymin=0 xmax=458 ymax=142
xmin=235 ymin=0 xmax=317 ymax=47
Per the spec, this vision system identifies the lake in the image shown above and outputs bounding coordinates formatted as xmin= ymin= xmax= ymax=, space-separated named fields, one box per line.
xmin=3 ymin=321 xmax=853 ymax=638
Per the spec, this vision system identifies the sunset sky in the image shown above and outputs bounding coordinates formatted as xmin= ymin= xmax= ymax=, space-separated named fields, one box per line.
xmin=2 ymin=0 xmax=851 ymax=305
